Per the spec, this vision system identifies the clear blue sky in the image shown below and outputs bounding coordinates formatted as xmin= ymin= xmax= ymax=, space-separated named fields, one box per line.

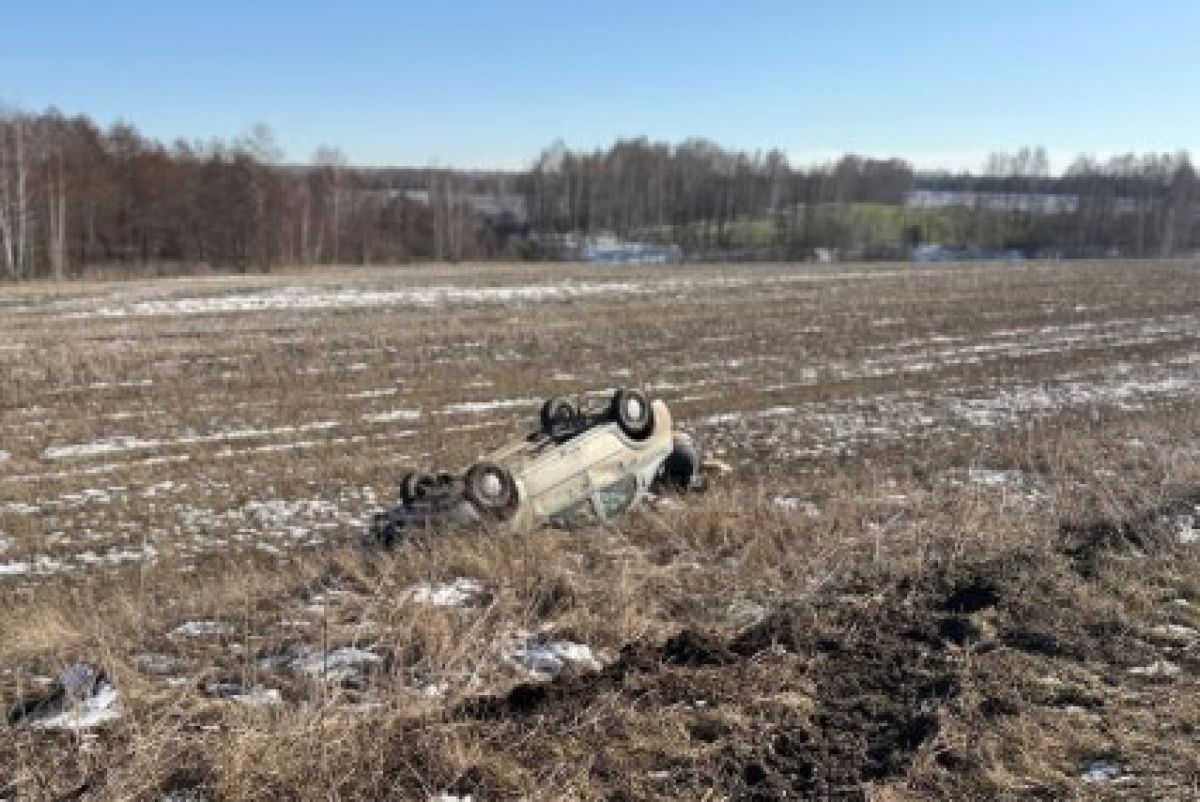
xmin=2 ymin=1 xmax=1197 ymax=171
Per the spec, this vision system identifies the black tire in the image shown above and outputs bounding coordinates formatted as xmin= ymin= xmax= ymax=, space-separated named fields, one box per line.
xmin=400 ymin=471 xmax=436 ymax=504
xmin=540 ymin=397 xmax=576 ymax=431
xmin=464 ymin=461 xmax=517 ymax=516
xmin=610 ymin=388 xmax=653 ymax=439
xmin=659 ymin=434 xmax=701 ymax=491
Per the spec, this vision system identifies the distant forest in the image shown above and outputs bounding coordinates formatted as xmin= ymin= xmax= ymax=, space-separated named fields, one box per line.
xmin=1 ymin=107 xmax=1198 ymax=279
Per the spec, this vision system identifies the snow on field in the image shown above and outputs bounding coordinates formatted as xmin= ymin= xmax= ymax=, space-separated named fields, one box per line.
xmin=346 ymin=387 xmax=401 ymax=399
xmin=74 ymin=282 xmax=649 ymax=317
xmin=700 ymin=357 xmax=1200 ymax=459
xmin=207 ymin=683 xmax=283 ymax=706
xmin=31 ymin=681 xmax=121 ymax=730
xmin=0 ymin=555 xmax=69 ymax=577
xmin=282 ymin=646 xmax=382 ymax=683
xmin=42 ymin=436 xmax=162 ymax=460
xmin=1173 ymin=512 xmax=1199 ymax=544
xmin=170 ymin=620 xmax=231 ymax=638
xmin=1127 ymin=660 xmax=1181 ymax=677
xmin=58 ymin=271 xmax=936 ymax=320
xmin=440 ymin=397 xmax=540 ymax=415
xmin=362 ymin=408 xmax=422 ymax=423
xmin=403 ymin=577 xmax=484 ymax=607
xmin=39 ymin=421 xmax=343 ymax=461
xmin=506 ymin=634 xmax=606 ymax=679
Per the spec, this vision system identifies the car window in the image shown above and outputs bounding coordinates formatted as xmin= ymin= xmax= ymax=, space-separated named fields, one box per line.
xmin=594 ymin=474 xmax=639 ymax=519
xmin=548 ymin=497 xmax=596 ymax=529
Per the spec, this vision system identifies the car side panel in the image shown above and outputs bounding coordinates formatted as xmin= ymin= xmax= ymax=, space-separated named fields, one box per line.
xmin=516 ymin=401 xmax=674 ymax=527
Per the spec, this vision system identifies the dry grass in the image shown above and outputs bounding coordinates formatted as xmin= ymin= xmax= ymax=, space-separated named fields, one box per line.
xmin=1 ymin=260 xmax=1199 ymax=799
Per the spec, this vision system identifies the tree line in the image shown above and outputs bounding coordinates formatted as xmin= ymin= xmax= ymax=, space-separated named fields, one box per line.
xmin=1 ymin=107 xmax=1198 ymax=280
xmin=522 ymin=141 xmax=1200 ymax=259
xmin=0 ymin=108 xmax=496 ymax=279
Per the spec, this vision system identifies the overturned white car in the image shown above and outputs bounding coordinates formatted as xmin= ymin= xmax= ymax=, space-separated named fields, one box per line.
xmin=370 ymin=389 xmax=708 ymax=544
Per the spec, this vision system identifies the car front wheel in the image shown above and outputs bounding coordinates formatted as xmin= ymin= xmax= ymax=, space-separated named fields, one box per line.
xmin=464 ymin=461 xmax=517 ymax=517
xmin=610 ymin=388 xmax=653 ymax=439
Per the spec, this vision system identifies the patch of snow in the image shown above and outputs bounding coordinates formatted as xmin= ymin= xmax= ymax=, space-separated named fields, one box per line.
xmin=42 ymin=436 xmax=162 ymax=460
xmin=403 ymin=577 xmax=484 ymax=608
xmin=26 ymin=665 xmax=121 ymax=731
xmin=1172 ymin=512 xmax=1199 ymax=544
xmin=170 ymin=620 xmax=231 ymax=638
xmin=440 ymin=397 xmax=540 ymax=415
xmin=362 ymin=408 xmax=422 ymax=423
xmin=0 ymin=555 xmax=70 ymax=578
xmin=967 ymin=468 xmax=1036 ymax=488
xmin=207 ymin=683 xmax=282 ymax=706
xmin=289 ymin=646 xmax=382 ymax=682
xmin=40 ymin=421 xmax=344 ymax=462
xmin=1081 ymin=759 xmax=1123 ymax=784
xmin=1127 ymin=660 xmax=1180 ymax=677
xmin=728 ymin=599 xmax=770 ymax=626
xmin=507 ymin=636 xmax=605 ymax=679
xmin=346 ymin=387 xmax=400 ymax=399
xmin=1150 ymin=623 xmax=1198 ymax=642
xmin=134 ymin=653 xmax=184 ymax=674
xmin=141 ymin=480 xmax=184 ymax=498
xmin=771 ymin=496 xmax=820 ymax=516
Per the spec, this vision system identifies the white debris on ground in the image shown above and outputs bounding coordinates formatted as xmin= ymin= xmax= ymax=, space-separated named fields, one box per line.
xmin=170 ymin=620 xmax=231 ymax=638
xmin=430 ymin=795 xmax=474 ymax=802
xmin=134 ymin=653 xmax=186 ymax=674
xmin=0 ymin=449 xmax=9 ymax=461
xmin=771 ymin=496 xmax=821 ymax=516
xmin=0 ymin=555 xmax=69 ymax=578
xmin=1150 ymin=624 xmax=1198 ymax=642
xmin=22 ymin=664 xmax=121 ymax=731
xmin=1171 ymin=510 xmax=1199 ymax=544
xmin=966 ymin=468 xmax=1041 ymax=490
xmin=506 ymin=634 xmax=606 ymax=679
xmin=1126 ymin=660 xmax=1181 ymax=677
xmin=1081 ymin=759 xmax=1126 ymax=784
xmin=285 ymin=646 xmax=382 ymax=682
xmin=727 ymin=599 xmax=770 ymax=626
xmin=207 ymin=683 xmax=282 ymax=706
xmin=140 ymin=480 xmax=184 ymax=498
xmin=402 ymin=577 xmax=484 ymax=607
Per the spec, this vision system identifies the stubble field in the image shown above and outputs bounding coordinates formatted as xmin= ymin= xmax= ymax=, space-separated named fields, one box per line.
xmin=1 ymin=260 xmax=1198 ymax=800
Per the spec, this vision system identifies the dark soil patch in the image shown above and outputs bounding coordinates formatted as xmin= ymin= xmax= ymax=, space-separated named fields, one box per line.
xmin=460 ymin=581 xmax=962 ymax=799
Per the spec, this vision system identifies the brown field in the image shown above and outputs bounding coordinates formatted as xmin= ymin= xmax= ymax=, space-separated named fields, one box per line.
xmin=1 ymin=260 xmax=1199 ymax=800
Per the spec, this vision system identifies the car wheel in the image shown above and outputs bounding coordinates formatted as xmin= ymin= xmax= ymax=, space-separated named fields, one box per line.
xmin=400 ymin=471 xmax=436 ymax=504
xmin=659 ymin=434 xmax=701 ymax=491
xmin=540 ymin=397 xmax=576 ymax=431
xmin=610 ymin=388 xmax=653 ymax=439
xmin=464 ymin=461 xmax=517 ymax=516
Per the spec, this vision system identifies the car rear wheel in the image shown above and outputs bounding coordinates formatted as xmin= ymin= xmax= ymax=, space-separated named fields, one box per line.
xmin=540 ymin=397 xmax=576 ymax=431
xmin=400 ymin=471 xmax=437 ymax=504
xmin=659 ymin=433 xmax=701 ymax=491
xmin=464 ymin=461 xmax=517 ymax=516
xmin=610 ymin=388 xmax=653 ymax=439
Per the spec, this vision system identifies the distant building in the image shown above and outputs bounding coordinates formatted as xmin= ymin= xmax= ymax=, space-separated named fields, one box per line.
xmin=582 ymin=235 xmax=682 ymax=265
xmin=906 ymin=189 xmax=1080 ymax=214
